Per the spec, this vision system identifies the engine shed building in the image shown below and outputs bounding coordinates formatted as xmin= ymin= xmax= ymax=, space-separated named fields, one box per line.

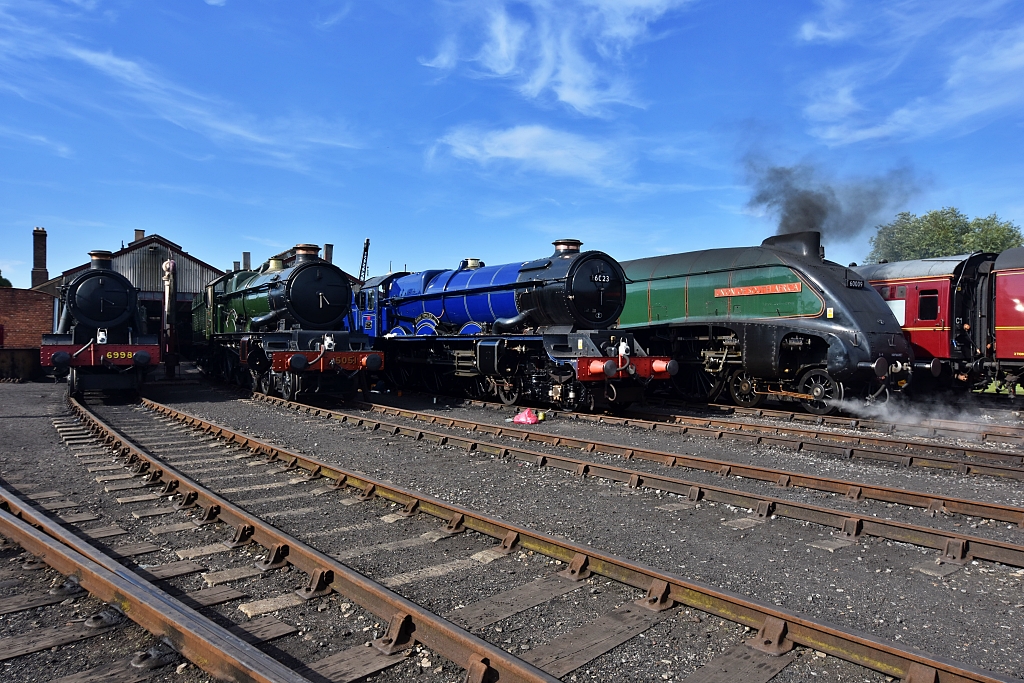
xmin=33 ymin=230 xmax=223 ymax=359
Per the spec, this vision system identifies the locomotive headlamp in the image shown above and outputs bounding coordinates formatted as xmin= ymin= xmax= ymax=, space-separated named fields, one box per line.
xmin=96 ymin=328 xmax=108 ymax=344
xmin=323 ymin=334 xmax=336 ymax=351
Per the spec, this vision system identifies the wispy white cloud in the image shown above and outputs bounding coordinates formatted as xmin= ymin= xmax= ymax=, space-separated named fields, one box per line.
xmin=439 ymin=124 xmax=621 ymax=183
xmin=204 ymin=0 xmax=227 ymax=7
xmin=313 ymin=3 xmax=352 ymax=30
xmin=422 ymin=0 xmax=692 ymax=117
xmin=798 ymin=0 xmax=855 ymax=43
xmin=798 ymin=1 xmax=1024 ymax=144
xmin=0 ymin=123 xmax=72 ymax=156
xmin=0 ymin=1 xmax=360 ymax=170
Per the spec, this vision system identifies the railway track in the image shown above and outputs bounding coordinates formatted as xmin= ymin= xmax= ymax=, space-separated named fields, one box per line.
xmin=440 ymin=396 xmax=1024 ymax=480
xmin=117 ymin=390 xmax=1020 ymax=681
xmin=249 ymin=393 xmax=1024 ymax=568
xmin=0 ymin=478 xmax=307 ymax=683
xmin=657 ymin=397 xmax=1024 ymax=448
xmin=37 ymin=397 xmax=559 ymax=683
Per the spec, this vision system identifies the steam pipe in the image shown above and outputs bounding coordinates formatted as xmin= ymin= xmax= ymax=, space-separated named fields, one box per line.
xmin=492 ymin=309 xmax=536 ymax=334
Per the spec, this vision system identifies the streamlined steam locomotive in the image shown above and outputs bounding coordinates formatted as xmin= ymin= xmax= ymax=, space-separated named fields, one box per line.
xmin=192 ymin=244 xmax=382 ymax=400
xmin=618 ymin=232 xmax=917 ymax=414
xmin=856 ymin=248 xmax=1024 ymax=394
xmin=357 ymin=239 xmax=677 ymax=410
xmin=41 ymin=250 xmax=161 ymax=396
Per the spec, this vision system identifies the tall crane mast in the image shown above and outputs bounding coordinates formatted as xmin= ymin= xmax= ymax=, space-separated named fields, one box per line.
xmin=358 ymin=238 xmax=369 ymax=282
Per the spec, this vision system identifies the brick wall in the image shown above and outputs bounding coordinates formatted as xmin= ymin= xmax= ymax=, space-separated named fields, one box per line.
xmin=0 ymin=288 xmax=56 ymax=348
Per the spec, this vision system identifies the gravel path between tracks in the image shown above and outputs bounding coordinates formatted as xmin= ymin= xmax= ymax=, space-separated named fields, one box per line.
xmin=141 ymin=382 xmax=1024 ymax=680
xmin=346 ymin=398 xmax=1024 ymax=548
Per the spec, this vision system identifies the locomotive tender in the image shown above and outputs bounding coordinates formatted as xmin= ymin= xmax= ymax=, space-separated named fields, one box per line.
xmin=357 ymin=239 xmax=677 ymax=410
xmin=618 ymin=232 xmax=914 ymax=414
xmin=856 ymin=248 xmax=1024 ymax=393
xmin=192 ymin=244 xmax=382 ymax=400
xmin=41 ymin=250 xmax=160 ymax=396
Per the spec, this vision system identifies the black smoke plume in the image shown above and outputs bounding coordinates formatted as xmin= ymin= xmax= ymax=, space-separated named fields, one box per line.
xmin=745 ymin=159 xmax=918 ymax=242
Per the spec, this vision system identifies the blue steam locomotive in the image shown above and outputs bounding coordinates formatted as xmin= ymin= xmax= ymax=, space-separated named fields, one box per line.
xmin=356 ymin=239 xmax=677 ymax=410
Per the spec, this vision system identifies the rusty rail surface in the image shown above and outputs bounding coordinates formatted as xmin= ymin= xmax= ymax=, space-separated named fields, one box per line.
xmin=69 ymin=398 xmax=560 ymax=683
xmin=349 ymin=399 xmax=1024 ymax=523
xmin=135 ymin=397 xmax=1018 ymax=683
xmin=252 ymin=394 xmax=1024 ymax=569
xmin=446 ymin=397 xmax=1024 ymax=479
xmin=684 ymin=398 xmax=1024 ymax=447
xmin=0 ymin=481 xmax=312 ymax=683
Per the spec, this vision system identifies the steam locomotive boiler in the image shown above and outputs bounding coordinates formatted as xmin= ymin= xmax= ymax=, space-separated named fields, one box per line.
xmin=192 ymin=244 xmax=382 ymax=400
xmin=618 ymin=232 xmax=914 ymax=414
xmin=358 ymin=239 xmax=677 ymax=410
xmin=41 ymin=250 xmax=161 ymax=396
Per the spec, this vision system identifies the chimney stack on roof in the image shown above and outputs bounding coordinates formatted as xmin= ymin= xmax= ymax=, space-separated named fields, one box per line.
xmin=31 ymin=227 xmax=48 ymax=288
xmin=133 ymin=229 xmax=145 ymax=243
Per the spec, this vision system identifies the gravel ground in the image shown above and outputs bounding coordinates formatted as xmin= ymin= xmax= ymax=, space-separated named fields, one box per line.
xmin=133 ymin=380 xmax=1024 ymax=680
xmin=362 ymin=393 xmax=1024 ymax=508
xmin=321 ymin=398 xmax=1024 ymax=548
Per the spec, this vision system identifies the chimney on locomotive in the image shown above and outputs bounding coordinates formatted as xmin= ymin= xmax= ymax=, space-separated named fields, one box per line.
xmin=293 ymin=244 xmax=321 ymax=264
xmin=552 ymin=239 xmax=582 ymax=257
xmin=88 ymin=250 xmax=113 ymax=270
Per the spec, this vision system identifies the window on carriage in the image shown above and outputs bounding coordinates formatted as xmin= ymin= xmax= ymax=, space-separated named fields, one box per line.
xmin=918 ymin=290 xmax=939 ymax=321
xmin=880 ymin=286 xmax=891 ymax=299
xmin=895 ymin=285 xmax=907 ymax=298
xmin=357 ymin=291 xmax=367 ymax=309
xmin=368 ymin=289 xmax=376 ymax=309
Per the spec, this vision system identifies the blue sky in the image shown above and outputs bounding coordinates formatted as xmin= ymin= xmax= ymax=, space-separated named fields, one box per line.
xmin=1 ymin=0 xmax=1022 ymax=287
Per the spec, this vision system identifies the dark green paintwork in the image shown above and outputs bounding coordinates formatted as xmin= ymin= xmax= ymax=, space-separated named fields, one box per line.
xmin=619 ymin=247 xmax=825 ymax=328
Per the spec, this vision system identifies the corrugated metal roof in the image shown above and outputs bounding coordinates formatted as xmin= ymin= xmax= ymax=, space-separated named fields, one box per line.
xmin=57 ymin=235 xmax=223 ymax=295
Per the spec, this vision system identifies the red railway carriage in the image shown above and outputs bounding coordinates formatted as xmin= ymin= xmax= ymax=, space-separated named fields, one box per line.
xmin=993 ymin=248 xmax=1024 ymax=365
xmin=857 ymin=249 xmax=1024 ymax=392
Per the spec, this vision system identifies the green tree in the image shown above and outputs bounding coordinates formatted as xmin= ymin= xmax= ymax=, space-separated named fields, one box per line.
xmin=0 ymin=270 xmax=11 ymax=287
xmin=866 ymin=207 xmax=1022 ymax=262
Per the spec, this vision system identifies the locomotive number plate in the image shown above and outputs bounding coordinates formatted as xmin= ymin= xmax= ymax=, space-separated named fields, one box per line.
xmin=590 ymin=274 xmax=612 ymax=283
xmin=847 ymin=279 xmax=864 ymax=289
xmin=105 ymin=351 xmax=133 ymax=359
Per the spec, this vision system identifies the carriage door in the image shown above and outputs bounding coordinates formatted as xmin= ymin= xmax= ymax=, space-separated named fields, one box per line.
xmin=909 ymin=281 xmax=950 ymax=360
xmin=358 ymin=288 xmax=378 ymax=338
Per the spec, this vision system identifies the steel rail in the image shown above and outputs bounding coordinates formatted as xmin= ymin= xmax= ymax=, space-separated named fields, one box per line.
xmin=659 ymin=397 xmax=1024 ymax=447
xmin=67 ymin=398 xmax=560 ymax=683
xmin=248 ymin=395 xmax=1024 ymax=569
xmin=133 ymin=398 xmax=1022 ymax=683
xmin=635 ymin=401 xmax=1024 ymax=450
xmin=258 ymin=395 xmax=1024 ymax=527
xmin=0 ymin=482 xmax=312 ymax=683
xmin=449 ymin=396 xmax=1024 ymax=479
xmin=688 ymin=396 xmax=1024 ymax=447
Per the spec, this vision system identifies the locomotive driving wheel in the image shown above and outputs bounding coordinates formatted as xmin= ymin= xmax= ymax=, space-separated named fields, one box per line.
xmin=728 ymin=369 xmax=764 ymax=408
xmin=253 ymin=372 xmax=271 ymax=395
xmin=496 ymin=379 xmax=520 ymax=406
xmin=798 ymin=369 xmax=843 ymax=415
xmin=280 ymin=371 xmax=298 ymax=402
